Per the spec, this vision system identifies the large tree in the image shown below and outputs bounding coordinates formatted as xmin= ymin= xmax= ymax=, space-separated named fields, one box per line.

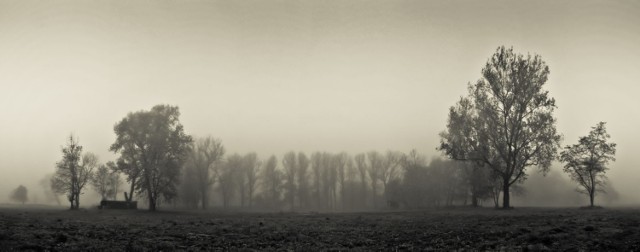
xmin=243 ymin=152 xmax=260 ymax=208
xmin=560 ymin=122 xmax=616 ymax=207
xmin=110 ymin=105 xmax=193 ymax=211
xmin=51 ymin=135 xmax=97 ymax=210
xmin=439 ymin=46 xmax=562 ymax=209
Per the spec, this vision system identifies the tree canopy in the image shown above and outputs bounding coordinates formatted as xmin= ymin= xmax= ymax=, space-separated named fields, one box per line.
xmin=439 ymin=46 xmax=562 ymax=208
xmin=110 ymin=105 xmax=193 ymax=211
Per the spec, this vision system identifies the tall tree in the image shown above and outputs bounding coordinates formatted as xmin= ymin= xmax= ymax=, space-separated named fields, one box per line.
xmin=296 ymin=152 xmax=310 ymax=209
xmin=10 ymin=185 xmax=28 ymax=204
xmin=560 ymin=122 xmax=616 ymax=207
xmin=282 ymin=151 xmax=298 ymax=211
xmin=110 ymin=105 xmax=193 ymax=211
xmin=333 ymin=152 xmax=348 ymax=210
xmin=439 ymin=46 xmax=561 ymax=208
xmin=51 ymin=135 xmax=96 ymax=210
xmin=219 ymin=154 xmax=241 ymax=209
xmin=187 ymin=137 xmax=225 ymax=209
xmin=354 ymin=153 xmax=368 ymax=208
xmin=243 ymin=152 xmax=260 ymax=208
xmin=261 ymin=155 xmax=282 ymax=209
xmin=367 ymin=151 xmax=383 ymax=208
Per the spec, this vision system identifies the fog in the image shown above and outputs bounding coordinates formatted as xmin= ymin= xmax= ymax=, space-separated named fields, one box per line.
xmin=0 ymin=0 xmax=639 ymax=208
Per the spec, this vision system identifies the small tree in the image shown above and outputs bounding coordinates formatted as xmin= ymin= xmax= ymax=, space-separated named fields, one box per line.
xmin=92 ymin=164 xmax=112 ymax=200
xmin=11 ymin=185 xmax=28 ymax=204
xmin=560 ymin=122 xmax=616 ymax=207
xmin=51 ymin=135 xmax=97 ymax=210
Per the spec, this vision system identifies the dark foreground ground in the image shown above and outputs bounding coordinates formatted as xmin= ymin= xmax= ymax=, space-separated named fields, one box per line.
xmin=1 ymin=206 xmax=640 ymax=251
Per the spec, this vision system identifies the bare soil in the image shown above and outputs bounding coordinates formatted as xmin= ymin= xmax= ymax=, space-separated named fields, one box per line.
xmin=1 ymin=206 xmax=639 ymax=251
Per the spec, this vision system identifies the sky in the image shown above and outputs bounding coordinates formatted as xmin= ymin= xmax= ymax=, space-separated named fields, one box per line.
xmin=0 ymin=0 xmax=639 ymax=204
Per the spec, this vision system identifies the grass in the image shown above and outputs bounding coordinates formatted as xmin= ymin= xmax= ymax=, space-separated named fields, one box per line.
xmin=0 ymin=206 xmax=639 ymax=250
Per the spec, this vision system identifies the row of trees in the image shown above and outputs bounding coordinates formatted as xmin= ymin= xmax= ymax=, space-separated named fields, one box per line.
xmin=439 ymin=46 xmax=616 ymax=208
xmin=50 ymin=46 xmax=617 ymax=211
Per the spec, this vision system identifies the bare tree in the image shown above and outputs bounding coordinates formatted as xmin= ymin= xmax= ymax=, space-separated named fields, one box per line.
xmin=39 ymin=174 xmax=61 ymax=205
xmin=439 ymin=46 xmax=561 ymax=208
xmin=187 ymin=137 xmax=225 ymax=209
xmin=261 ymin=155 xmax=282 ymax=209
xmin=311 ymin=152 xmax=323 ymax=209
xmin=333 ymin=152 xmax=348 ymax=210
xmin=92 ymin=164 xmax=113 ymax=200
xmin=560 ymin=122 xmax=616 ymax=207
xmin=243 ymin=152 xmax=260 ymax=208
xmin=282 ymin=151 xmax=298 ymax=211
xmin=218 ymin=154 xmax=242 ymax=209
xmin=366 ymin=151 xmax=383 ymax=208
xmin=297 ymin=152 xmax=310 ymax=209
xmin=51 ymin=135 xmax=96 ymax=210
xmin=354 ymin=153 xmax=368 ymax=208
xmin=381 ymin=151 xmax=402 ymax=202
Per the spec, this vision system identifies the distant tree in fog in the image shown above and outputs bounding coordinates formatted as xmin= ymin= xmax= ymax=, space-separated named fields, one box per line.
xmin=39 ymin=174 xmax=61 ymax=205
xmin=110 ymin=105 xmax=193 ymax=211
xmin=243 ymin=152 xmax=260 ymax=208
xmin=367 ymin=151 xmax=383 ymax=208
xmin=51 ymin=135 xmax=97 ymax=210
xmin=381 ymin=151 xmax=402 ymax=202
xmin=185 ymin=137 xmax=225 ymax=209
xmin=92 ymin=164 xmax=115 ymax=200
xmin=439 ymin=46 xmax=561 ymax=209
xmin=220 ymin=154 xmax=242 ymax=209
xmin=296 ymin=152 xmax=310 ymax=209
xmin=282 ymin=151 xmax=298 ymax=211
xmin=261 ymin=155 xmax=282 ymax=209
xmin=10 ymin=185 xmax=28 ymax=204
xmin=560 ymin=122 xmax=616 ymax=207
xmin=354 ymin=153 xmax=368 ymax=208
xmin=334 ymin=152 xmax=348 ymax=210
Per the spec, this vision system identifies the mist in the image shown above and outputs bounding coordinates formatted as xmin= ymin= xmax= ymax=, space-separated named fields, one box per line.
xmin=1 ymin=0 xmax=639 ymax=211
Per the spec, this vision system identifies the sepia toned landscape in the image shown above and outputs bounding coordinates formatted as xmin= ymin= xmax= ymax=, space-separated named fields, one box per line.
xmin=1 ymin=0 xmax=640 ymax=250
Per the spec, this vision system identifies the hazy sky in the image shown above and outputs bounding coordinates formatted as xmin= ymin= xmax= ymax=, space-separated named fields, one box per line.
xmin=1 ymin=0 xmax=639 ymax=202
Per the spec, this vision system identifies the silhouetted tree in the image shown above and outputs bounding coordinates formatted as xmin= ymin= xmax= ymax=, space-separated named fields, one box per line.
xmin=354 ymin=153 xmax=368 ymax=208
xmin=261 ymin=155 xmax=282 ymax=209
xmin=92 ymin=164 xmax=113 ymax=200
xmin=220 ymin=154 xmax=242 ymax=208
xmin=296 ymin=152 xmax=310 ymax=209
xmin=367 ymin=151 xmax=383 ymax=208
xmin=110 ymin=105 xmax=193 ymax=211
xmin=560 ymin=122 xmax=616 ymax=207
xmin=186 ymin=137 xmax=225 ymax=209
xmin=39 ymin=173 xmax=61 ymax=205
xmin=10 ymin=185 xmax=28 ymax=204
xmin=243 ymin=152 xmax=260 ymax=208
xmin=439 ymin=46 xmax=561 ymax=209
xmin=282 ymin=151 xmax=298 ymax=211
xmin=51 ymin=135 xmax=96 ymax=210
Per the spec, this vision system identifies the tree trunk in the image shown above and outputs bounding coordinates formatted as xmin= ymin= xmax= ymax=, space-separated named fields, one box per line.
xmin=590 ymin=189 xmax=595 ymax=207
xmin=502 ymin=178 xmax=510 ymax=209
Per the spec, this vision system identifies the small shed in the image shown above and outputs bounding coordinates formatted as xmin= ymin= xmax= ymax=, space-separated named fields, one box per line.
xmin=99 ymin=200 xmax=137 ymax=210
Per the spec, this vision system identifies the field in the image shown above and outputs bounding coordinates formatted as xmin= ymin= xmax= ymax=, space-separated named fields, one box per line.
xmin=1 ymin=206 xmax=640 ymax=251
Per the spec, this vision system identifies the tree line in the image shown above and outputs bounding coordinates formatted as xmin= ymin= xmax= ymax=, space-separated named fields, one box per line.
xmin=48 ymin=46 xmax=617 ymax=211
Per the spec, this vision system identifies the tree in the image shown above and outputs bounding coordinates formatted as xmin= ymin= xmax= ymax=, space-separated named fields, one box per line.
xmin=10 ymin=185 xmax=28 ymax=204
xmin=354 ymin=153 xmax=368 ymax=208
xmin=110 ymin=105 xmax=193 ymax=211
xmin=186 ymin=137 xmax=225 ymax=209
xmin=367 ymin=151 xmax=383 ymax=208
xmin=560 ymin=122 xmax=616 ymax=207
xmin=261 ymin=155 xmax=282 ymax=209
xmin=51 ymin=135 xmax=97 ymax=210
xmin=92 ymin=164 xmax=114 ymax=200
xmin=219 ymin=154 xmax=242 ymax=209
xmin=296 ymin=152 xmax=310 ymax=209
xmin=439 ymin=46 xmax=561 ymax=209
xmin=243 ymin=152 xmax=260 ymax=208
xmin=39 ymin=174 xmax=61 ymax=205
xmin=282 ymin=151 xmax=298 ymax=211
